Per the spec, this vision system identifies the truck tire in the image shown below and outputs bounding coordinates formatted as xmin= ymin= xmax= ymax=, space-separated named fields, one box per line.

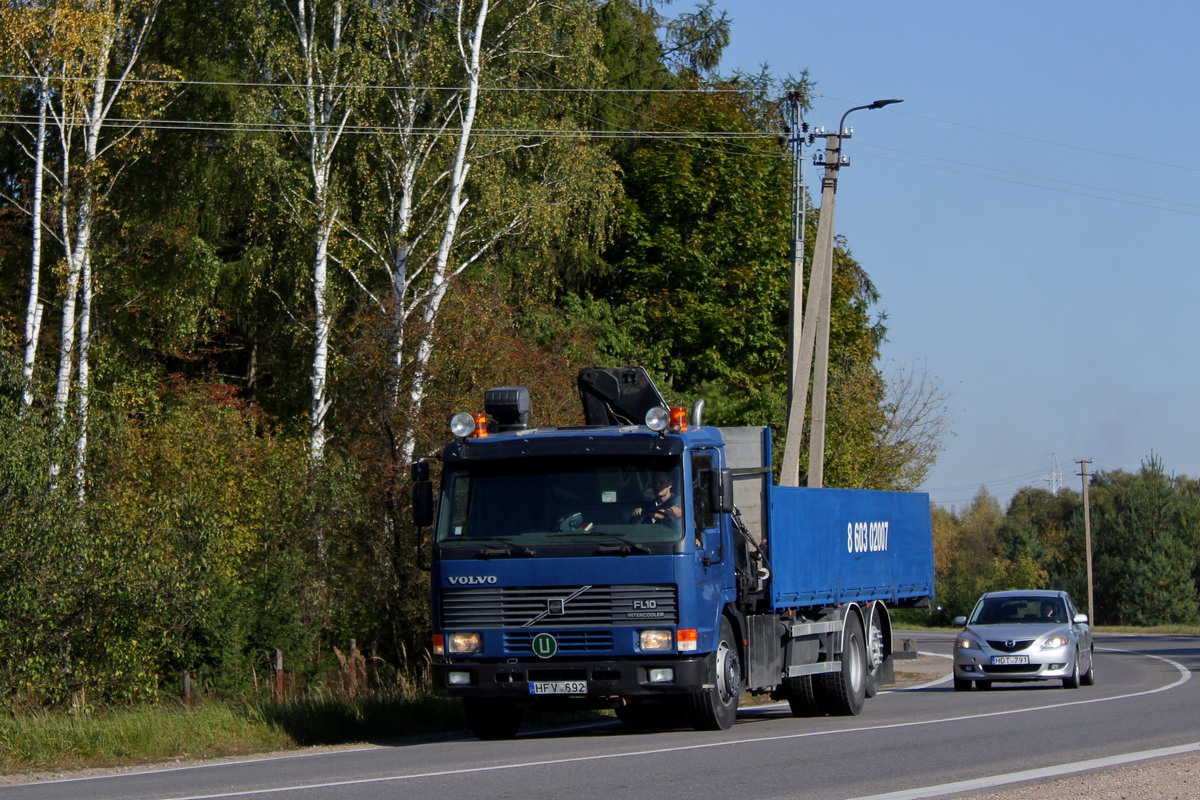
xmin=815 ymin=613 xmax=866 ymax=716
xmin=688 ymin=617 xmax=741 ymax=731
xmin=783 ymin=675 xmax=821 ymax=716
xmin=864 ymin=604 xmax=886 ymax=698
xmin=464 ymin=698 xmax=523 ymax=740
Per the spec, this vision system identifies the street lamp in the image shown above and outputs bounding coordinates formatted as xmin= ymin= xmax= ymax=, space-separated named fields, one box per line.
xmin=780 ymin=98 xmax=903 ymax=488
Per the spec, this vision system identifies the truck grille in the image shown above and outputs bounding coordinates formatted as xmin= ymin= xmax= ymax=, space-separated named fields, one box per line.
xmin=441 ymin=584 xmax=677 ymax=629
xmin=504 ymin=630 xmax=614 ymax=655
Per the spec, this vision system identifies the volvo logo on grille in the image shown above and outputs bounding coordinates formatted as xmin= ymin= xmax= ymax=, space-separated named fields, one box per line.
xmin=447 ymin=575 xmax=498 ymax=585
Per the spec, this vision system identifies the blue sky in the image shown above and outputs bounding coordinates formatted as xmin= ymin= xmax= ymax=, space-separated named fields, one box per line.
xmin=715 ymin=0 xmax=1200 ymax=511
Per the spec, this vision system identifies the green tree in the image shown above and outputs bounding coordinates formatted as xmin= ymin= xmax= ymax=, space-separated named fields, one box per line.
xmin=1082 ymin=457 xmax=1200 ymax=625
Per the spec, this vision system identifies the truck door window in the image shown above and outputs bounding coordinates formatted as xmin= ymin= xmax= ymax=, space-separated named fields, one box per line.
xmin=692 ymin=453 xmax=716 ymax=548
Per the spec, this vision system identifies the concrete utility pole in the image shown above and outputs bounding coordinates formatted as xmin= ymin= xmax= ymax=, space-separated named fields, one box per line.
xmin=802 ymin=99 xmax=902 ymax=488
xmin=1077 ymin=458 xmax=1095 ymax=624
xmin=780 ymin=91 xmax=809 ymax=487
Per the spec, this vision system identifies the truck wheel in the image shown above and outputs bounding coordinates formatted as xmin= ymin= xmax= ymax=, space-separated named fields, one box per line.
xmin=815 ymin=613 xmax=866 ymax=716
xmin=783 ymin=675 xmax=821 ymax=716
xmin=688 ymin=617 xmax=741 ymax=731
xmin=864 ymin=604 xmax=886 ymax=698
xmin=464 ymin=698 xmax=523 ymax=740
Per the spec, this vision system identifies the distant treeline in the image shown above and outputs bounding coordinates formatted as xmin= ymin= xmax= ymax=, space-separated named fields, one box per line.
xmin=930 ymin=456 xmax=1200 ymax=626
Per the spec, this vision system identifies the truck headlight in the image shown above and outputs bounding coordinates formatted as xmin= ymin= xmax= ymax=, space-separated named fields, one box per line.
xmin=640 ymin=629 xmax=673 ymax=652
xmin=447 ymin=631 xmax=482 ymax=655
xmin=450 ymin=413 xmax=477 ymax=438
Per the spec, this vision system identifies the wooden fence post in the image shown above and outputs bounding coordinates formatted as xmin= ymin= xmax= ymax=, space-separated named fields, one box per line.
xmin=274 ymin=648 xmax=284 ymax=701
xmin=183 ymin=670 xmax=192 ymax=707
xmin=349 ymin=639 xmax=358 ymax=698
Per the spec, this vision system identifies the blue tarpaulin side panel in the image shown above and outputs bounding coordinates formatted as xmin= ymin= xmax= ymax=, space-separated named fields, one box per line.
xmin=767 ymin=486 xmax=934 ymax=611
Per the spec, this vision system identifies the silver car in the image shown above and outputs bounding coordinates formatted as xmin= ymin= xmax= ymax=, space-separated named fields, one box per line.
xmin=953 ymin=590 xmax=1094 ymax=691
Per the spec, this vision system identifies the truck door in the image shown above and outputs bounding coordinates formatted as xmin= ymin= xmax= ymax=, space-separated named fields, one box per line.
xmin=692 ymin=450 xmax=722 ymax=564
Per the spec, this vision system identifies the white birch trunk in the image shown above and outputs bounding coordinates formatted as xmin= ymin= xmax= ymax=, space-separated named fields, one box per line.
xmin=21 ymin=75 xmax=49 ymax=414
xmin=399 ymin=0 xmax=490 ymax=467
xmin=293 ymin=0 xmax=348 ymax=464
xmin=74 ymin=252 xmax=93 ymax=502
xmin=49 ymin=0 xmax=159 ymax=490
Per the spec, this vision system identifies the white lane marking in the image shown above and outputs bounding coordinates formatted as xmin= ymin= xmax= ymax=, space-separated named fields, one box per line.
xmin=145 ymin=646 xmax=1194 ymax=800
xmin=844 ymin=741 xmax=1200 ymax=800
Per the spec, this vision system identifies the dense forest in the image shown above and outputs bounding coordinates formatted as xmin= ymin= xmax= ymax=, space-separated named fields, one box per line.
xmin=1 ymin=0 xmax=1190 ymax=712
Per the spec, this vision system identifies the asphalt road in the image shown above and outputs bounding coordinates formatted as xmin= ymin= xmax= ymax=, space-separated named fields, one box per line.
xmin=2 ymin=632 xmax=1196 ymax=800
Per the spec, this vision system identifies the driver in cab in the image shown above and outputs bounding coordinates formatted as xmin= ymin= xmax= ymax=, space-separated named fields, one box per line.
xmin=631 ymin=472 xmax=682 ymax=529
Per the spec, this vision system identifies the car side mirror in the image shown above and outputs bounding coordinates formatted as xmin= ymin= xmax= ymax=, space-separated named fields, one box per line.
xmin=953 ymin=616 xmax=967 ymax=627
xmin=1073 ymin=613 xmax=1089 ymax=624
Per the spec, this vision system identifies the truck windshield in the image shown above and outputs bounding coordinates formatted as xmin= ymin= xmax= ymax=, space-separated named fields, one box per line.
xmin=436 ymin=456 xmax=685 ymax=556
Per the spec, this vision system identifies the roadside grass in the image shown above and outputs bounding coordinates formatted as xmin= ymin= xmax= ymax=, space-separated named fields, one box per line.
xmin=0 ymin=693 xmax=465 ymax=776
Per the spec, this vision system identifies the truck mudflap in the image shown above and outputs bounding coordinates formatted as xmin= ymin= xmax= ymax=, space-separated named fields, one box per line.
xmin=433 ymin=655 xmax=712 ymax=702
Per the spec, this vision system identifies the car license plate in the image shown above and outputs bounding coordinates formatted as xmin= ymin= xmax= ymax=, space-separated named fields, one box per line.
xmin=529 ymin=681 xmax=587 ymax=695
xmin=991 ymin=656 xmax=1030 ymax=665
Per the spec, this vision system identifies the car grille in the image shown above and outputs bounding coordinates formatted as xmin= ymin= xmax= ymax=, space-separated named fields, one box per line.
xmin=984 ymin=664 xmax=1040 ymax=674
xmin=987 ymin=639 xmax=1034 ymax=653
xmin=441 ymin=584 xmax=678 ymax=629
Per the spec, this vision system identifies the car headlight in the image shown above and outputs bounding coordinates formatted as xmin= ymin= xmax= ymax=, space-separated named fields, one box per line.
xmin=955 ymin=635 xmax=981 ymax=651
xmin=639 ymin=629 xmax=674 ymax=652
xmin=1042 ymin=635 xmax=1070 ymax=649
xmin=447 ymin=631 xmax=483 ymax=655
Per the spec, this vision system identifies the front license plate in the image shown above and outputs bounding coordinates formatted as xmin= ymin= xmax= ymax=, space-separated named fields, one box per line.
xmin=529 ymin=681 xmax=587 ymax=695
xmin=991 ymin=656 xmax=1030 ymax=665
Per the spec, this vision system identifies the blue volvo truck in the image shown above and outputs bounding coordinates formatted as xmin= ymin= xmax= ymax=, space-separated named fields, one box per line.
xmin=412 ymin=367 xmax=935 ymax=739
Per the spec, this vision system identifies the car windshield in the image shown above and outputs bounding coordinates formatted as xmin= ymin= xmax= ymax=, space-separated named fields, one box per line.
xmin=435 ymin=455 xmax=685 ymax=556
xmin=969 ymin=596 xmax=1067 ymax=625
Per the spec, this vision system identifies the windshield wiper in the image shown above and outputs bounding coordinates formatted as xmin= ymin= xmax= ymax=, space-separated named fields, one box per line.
xmin=586 ymin=531 xmax=652 ymax=556
xmin=469 ymin=539 xmax=536 ymax=559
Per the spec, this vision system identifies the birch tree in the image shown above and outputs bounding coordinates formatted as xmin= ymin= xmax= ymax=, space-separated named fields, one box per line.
xmin=47 ymin=0 xmax=162 ymax=497
xmin=0 ymin=0 xmax=168 ymax=494
xmin=251 ymin=0 xmax=363 ymax=463
xmin=1 ymin=2 xmax=64 ymax=414
xmin=349 ymin=0 xmax=617 ymax=468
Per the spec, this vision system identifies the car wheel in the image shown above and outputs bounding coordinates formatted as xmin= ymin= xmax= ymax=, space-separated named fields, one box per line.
xmin=1063 ymin=652 xmax=1081 ymax=689
xmin=976 ymin=680 xmax=992 ymax=690
xmin=1080 ymin=647 xmax=1095 ymax=686
xmin=953 ymin=677 xmax=971 ymax=692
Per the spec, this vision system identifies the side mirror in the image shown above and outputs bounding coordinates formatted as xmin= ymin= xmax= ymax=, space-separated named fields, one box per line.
xmin=411 ymin=461 xmax=434 ymax=528
xmin=708 ymin=468 xmax=735 ymax=514
xmin=413 ymin=480 xmax=434 ymax=527
xmin=953 ymin=616 xmax=967 ymax=627
xmin=1073 ymin=613 xmax=1089 ymax=624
